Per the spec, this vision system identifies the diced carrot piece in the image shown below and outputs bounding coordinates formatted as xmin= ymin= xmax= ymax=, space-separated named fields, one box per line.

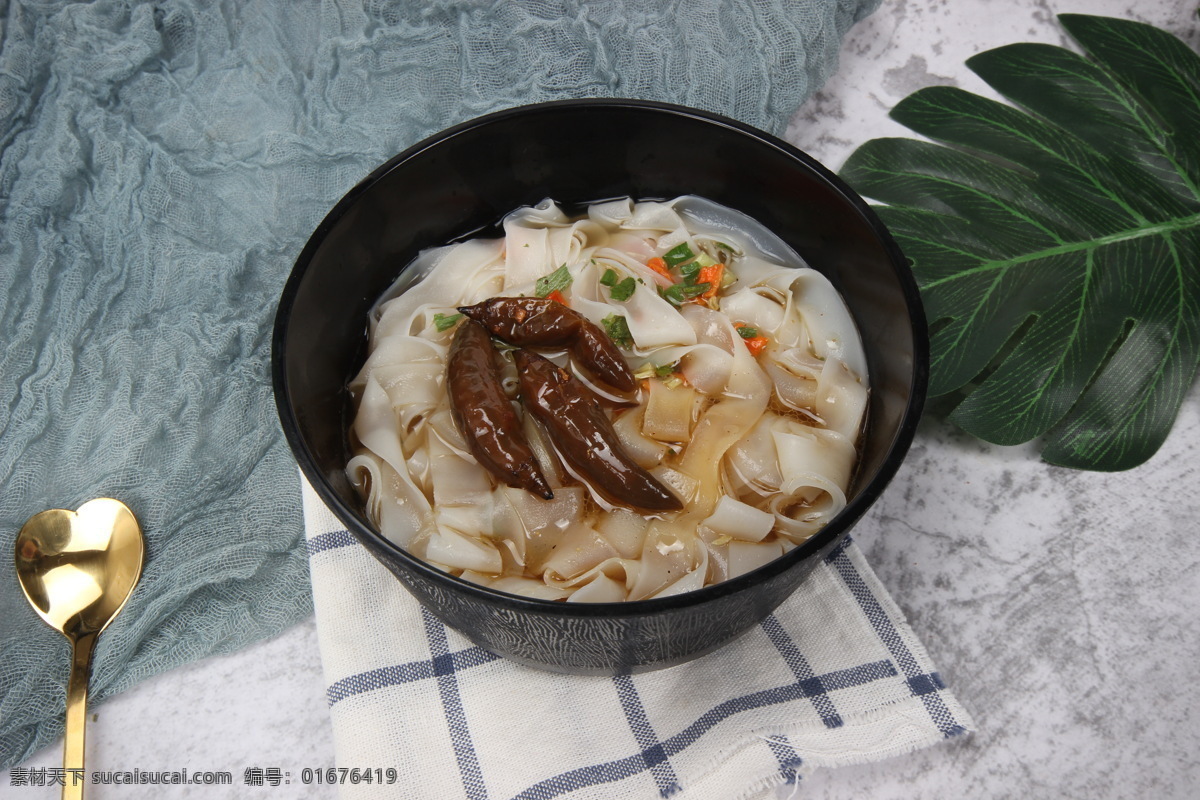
xmin=744 ymin=335 xmax=768 ymax=357
xmin=645 ymin=257 xmax=673 ymax=281
xmin=697 ymin=264 xmax=724 ymax=299
xmin=546 ymin=289 xmax=568 ymax=306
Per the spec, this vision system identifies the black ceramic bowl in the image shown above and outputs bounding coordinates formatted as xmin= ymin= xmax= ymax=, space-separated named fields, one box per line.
xmin=273 ymin=99 xmax=927 ymax=675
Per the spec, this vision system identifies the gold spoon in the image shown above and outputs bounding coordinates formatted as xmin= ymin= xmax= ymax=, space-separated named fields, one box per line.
xmin=14 ymin=498 xmax=144 ymax=800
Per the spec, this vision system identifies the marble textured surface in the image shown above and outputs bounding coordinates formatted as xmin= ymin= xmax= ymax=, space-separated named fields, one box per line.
xmin=4 ymin=0 xmax=1200 ymax=797
xmin=788 ymin=1 xmax=1200 ymax=797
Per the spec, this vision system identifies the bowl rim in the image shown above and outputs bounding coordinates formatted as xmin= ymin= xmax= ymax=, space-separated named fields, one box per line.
xmin=272 ymin=97 xmax=929 ymax=617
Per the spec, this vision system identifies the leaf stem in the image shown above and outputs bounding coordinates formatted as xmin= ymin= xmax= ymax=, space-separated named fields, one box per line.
xmin=921 ymin=211 xmax=1200 ymax=290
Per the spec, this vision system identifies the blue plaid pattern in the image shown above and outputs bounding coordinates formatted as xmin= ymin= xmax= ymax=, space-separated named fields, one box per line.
xmin=306 ymin=529 xmax=970 ymax=800
xmin=826 ymin=546 xmax=968 ymax=739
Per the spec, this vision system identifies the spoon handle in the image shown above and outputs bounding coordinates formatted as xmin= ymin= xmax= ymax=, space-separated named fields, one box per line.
xmin=63 ymin=631 xmax=97 ymax=800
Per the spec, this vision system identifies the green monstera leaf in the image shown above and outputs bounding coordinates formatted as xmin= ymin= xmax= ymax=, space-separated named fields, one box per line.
xmin=842 ymin=14 xmax=1200 ymax=471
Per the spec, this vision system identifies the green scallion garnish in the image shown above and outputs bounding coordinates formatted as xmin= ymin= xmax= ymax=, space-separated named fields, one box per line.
xmin=601 ymin=314 xmax=633 ymax=349
xmin=653 ymin=362 xmax=678 ymax=378
xmin=433 ymin=312 xmax=463 ymax=332
xmin=609 ymin=276 xmax=637 ymax=301
xmin=660 ymin=282 xmax=711 ymax=306
xmin=662 ymin=242 xmax=696 ymax=268
xmin=535 ymin=264 xmax=573 ymax=297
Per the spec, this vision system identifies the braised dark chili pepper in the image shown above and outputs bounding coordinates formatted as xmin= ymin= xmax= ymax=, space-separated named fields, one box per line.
xmin=458 ymin=297 xmax=636 ymax=392
xmin=447 ymin=320 xmax=554 ymax=500
xmin=513 ymin=349 xmax=682 ymax=513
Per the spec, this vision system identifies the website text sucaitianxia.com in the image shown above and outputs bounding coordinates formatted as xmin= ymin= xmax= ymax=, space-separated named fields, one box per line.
xmin=9 ymin=766 xmax=400 ymax=787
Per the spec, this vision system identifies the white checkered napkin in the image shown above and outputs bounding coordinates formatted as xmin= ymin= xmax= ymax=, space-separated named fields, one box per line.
xmin=301 ymin=477 xmax=973 ymax=799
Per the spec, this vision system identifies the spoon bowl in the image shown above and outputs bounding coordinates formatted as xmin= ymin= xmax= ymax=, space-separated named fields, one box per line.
xmin=15 ymin=498 xmax=144 ymax=799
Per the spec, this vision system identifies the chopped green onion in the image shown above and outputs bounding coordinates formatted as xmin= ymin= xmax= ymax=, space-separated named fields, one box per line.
xmin=535 ymin=264 xmax=573 ymax=298
xmin=736 ymin=325 xmax=759 ymax=339
xmin=662 ymin=242 xmax=695 ymax=268
xmin=662 ymin=374 xmax=685 ymax=390
xmin=678 ymin=260 xmax=701 ymax=281
xmin=635 ymin=360 xmax=681 ymax=380
xmin=660 ymin=282 xmax=711 ymax=306
xmin=600 ymin=268 xmax=618 ymax=286
xmin=609 ymin=276 xmax=637 ymax=301
xmin=692 ymin=252 xmax=718 ymax=269
xmin=632 ymin=363 xmax=657 ymax=380
xmin=601 ymin=314 xmax=633 ymax=348
xmin=654 ymin=362 xmax=678 ymax=378
xmin=433 ymin=312 xmax=463 ymax=332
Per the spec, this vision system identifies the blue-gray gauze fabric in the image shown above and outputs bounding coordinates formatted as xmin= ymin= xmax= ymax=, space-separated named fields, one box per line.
xmin=0 ymin=0 xmax=880 ymax=768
